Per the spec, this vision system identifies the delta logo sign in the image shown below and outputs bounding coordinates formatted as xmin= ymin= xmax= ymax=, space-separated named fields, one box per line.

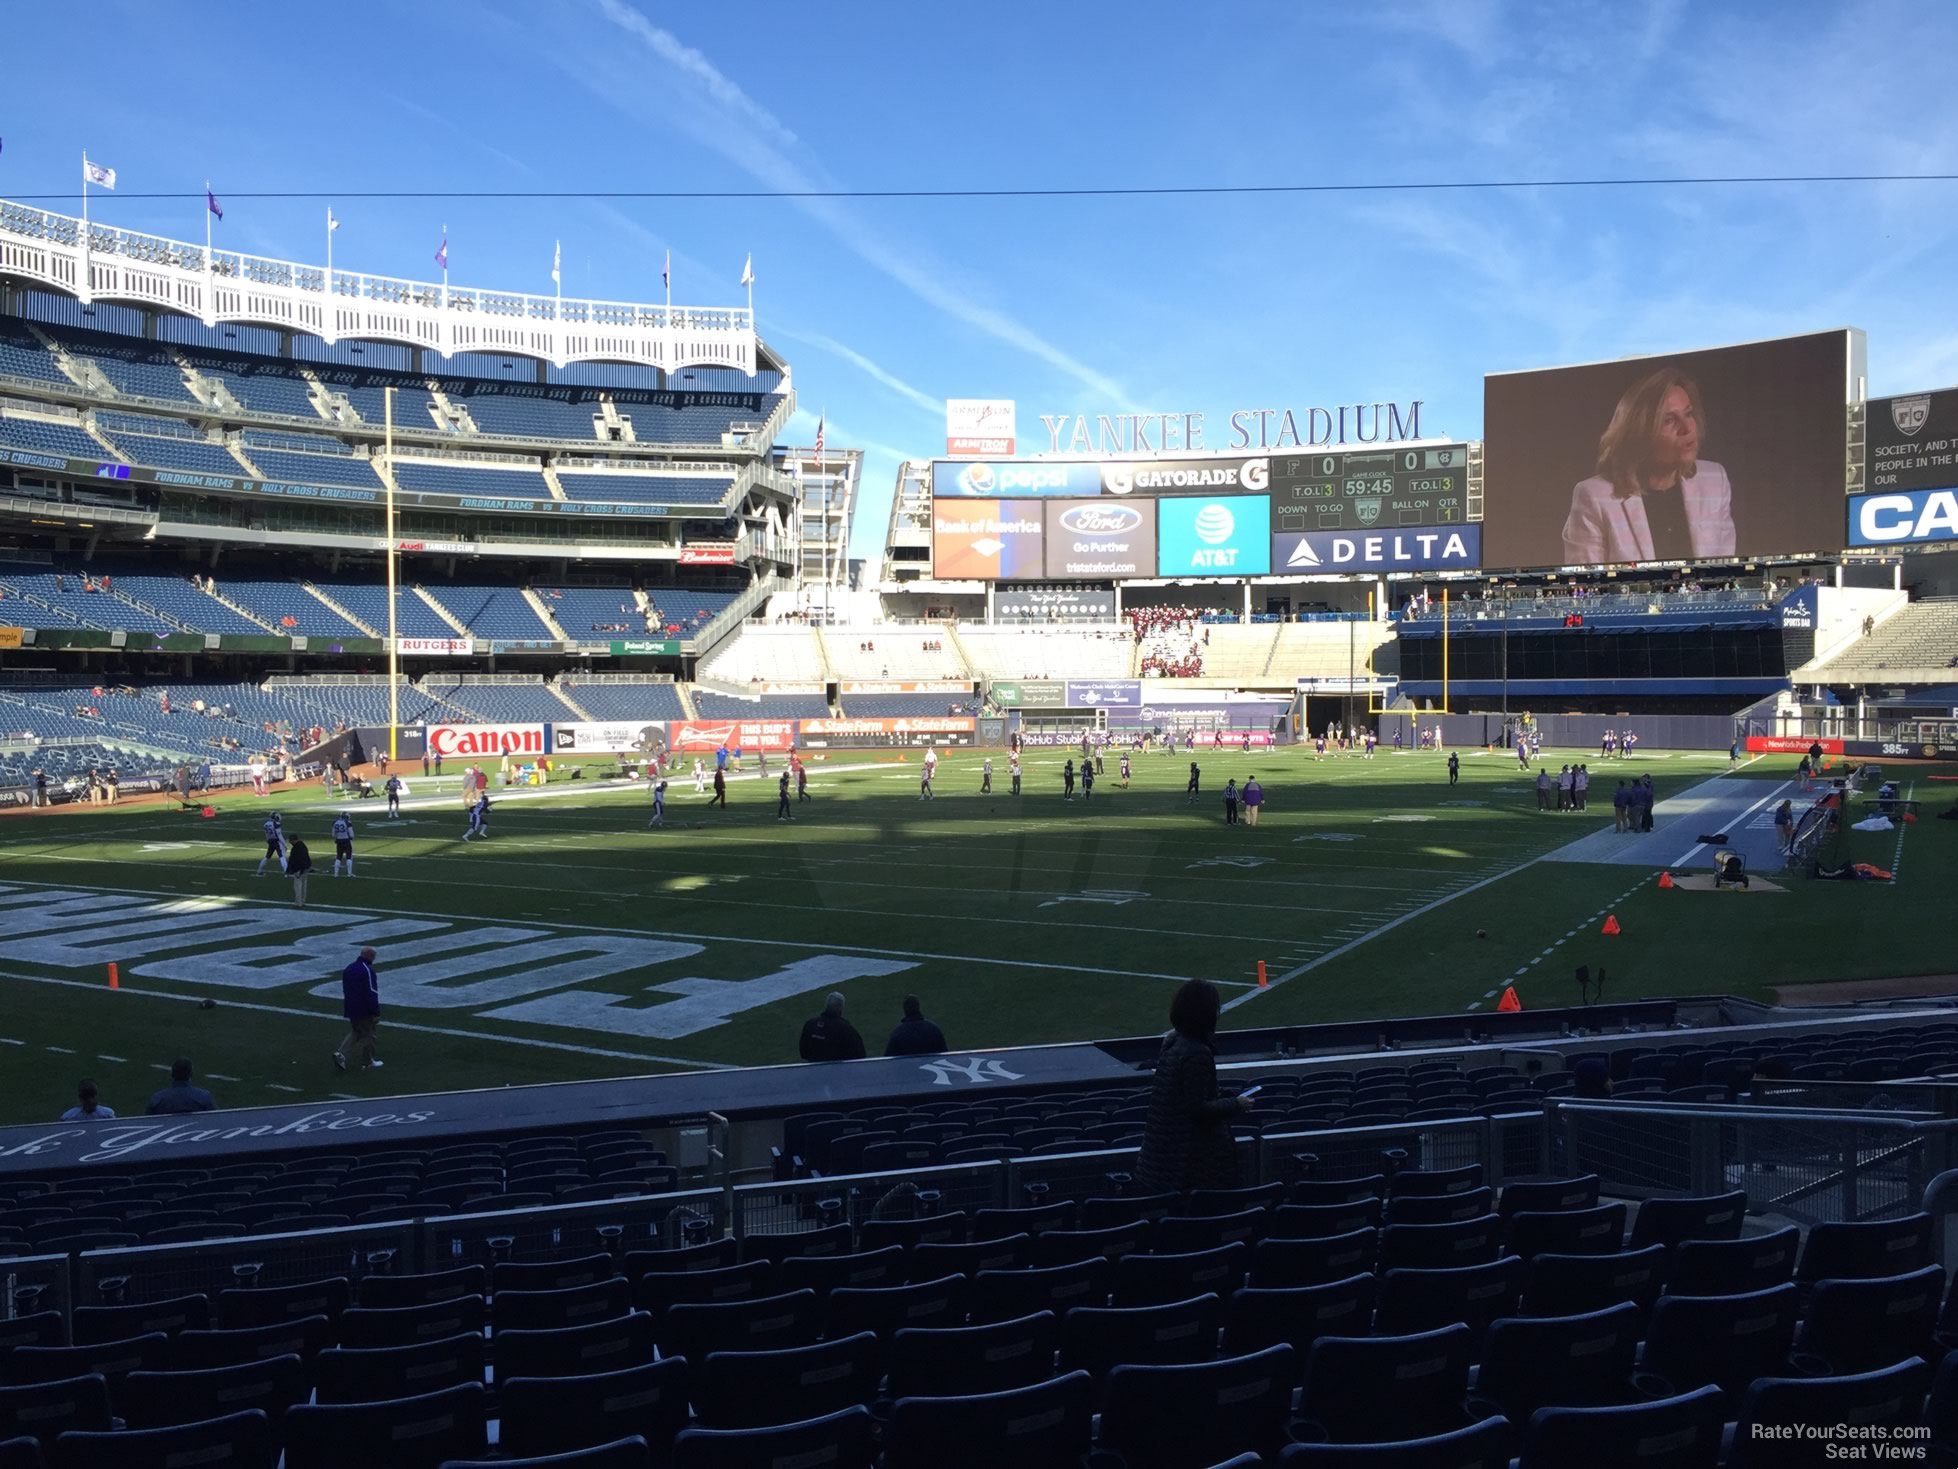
xmin=1274 ymin=525 xmax=1482 ymax=573
xmin=1849 ymin=488 xmax=1958 ymax=547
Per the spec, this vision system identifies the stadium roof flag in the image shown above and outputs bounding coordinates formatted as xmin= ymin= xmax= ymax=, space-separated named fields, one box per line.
xmin=740 ymin=252 xmax=754 ymax=288
xmin=551 ymin=239 xmax=561 ymax=287
xmin=814 ymin=413 xmax=825 ymax=465
xmin=82 ymin=155 xmax=116 ymax=190
xmin=205 ymin=185 xmax=223 ymax=221
xmin=327 ymin=207 xmax=339 ymax=232
xmin=662 ymin=247 xmax=670 ymax=303
xmin=435 ymin=229 xmax=448 ymax=272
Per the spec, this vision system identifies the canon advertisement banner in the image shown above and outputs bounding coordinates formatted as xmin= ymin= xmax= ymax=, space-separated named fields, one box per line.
xmin=1066 ymin=680 xmax=1143 ymax=709
xmin=931 ymin=460 xmax=1099 ymax=498
xmin=399 ymin=637 xmax=475 ymax=656
xmin=995 ymin=586 xmax=1118 ymax=621
xmin=550 ymin=722 xmax=670 ymax=755
xmin=799 ymin=717 xmax=977 ymax=749
xmin=1044 ymin=499 xmax=1158 ymax=577
xmin=1272 ymin=524 xmax=1482 ymax=573
xmin=666 ymin=719 xmax=797 ymax=754
xmin=1100 ymin=457 xmax=1271 ymax=496
xmin=425 ymin=724 xmax=552 ymax=760
xmin=1848 ymin=488 xmax=1958 ymax=549
xmin=945 ymin=399 xmax=1016 ymax=457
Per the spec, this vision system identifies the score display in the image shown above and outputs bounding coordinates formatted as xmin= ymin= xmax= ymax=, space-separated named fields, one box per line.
xmin=1268 ymin=445 xmax=1469 ymax=532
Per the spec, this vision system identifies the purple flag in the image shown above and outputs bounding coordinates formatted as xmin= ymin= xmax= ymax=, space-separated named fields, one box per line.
xmin=435 ymin=233 xmax=448 ymax=271
xmin=206 ymin=188 xmax=222 ymax=220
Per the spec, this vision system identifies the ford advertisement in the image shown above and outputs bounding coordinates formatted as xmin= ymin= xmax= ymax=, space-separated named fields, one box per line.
xmin=1043 ymin=498 xmax=1157 ymax=577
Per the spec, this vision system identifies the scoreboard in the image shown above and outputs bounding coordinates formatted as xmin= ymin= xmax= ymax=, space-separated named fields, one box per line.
xmin=1268 ymin=445 xmax=1470 ymax=533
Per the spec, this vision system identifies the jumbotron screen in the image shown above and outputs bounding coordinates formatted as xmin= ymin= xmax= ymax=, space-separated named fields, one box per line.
xmin=1482 ymin=329 xmax=1859 ymax=570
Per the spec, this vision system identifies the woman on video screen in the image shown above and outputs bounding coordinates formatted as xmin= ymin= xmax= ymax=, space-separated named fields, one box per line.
xmin=1562 ymin=367 xmax=1736 ymax=564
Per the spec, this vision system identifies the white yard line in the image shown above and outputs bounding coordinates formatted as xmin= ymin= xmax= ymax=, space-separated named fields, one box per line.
xmin=1668 ymin=780 xmax=1794 ymax=869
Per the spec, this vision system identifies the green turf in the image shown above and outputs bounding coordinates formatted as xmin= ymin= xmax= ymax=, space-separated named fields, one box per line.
xmin=0 ymin=746 xmax=1948 ymax=1126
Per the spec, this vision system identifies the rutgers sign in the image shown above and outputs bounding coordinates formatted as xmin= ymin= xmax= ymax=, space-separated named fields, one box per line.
xmin=426 ymin=724 xmax=551 ymax=759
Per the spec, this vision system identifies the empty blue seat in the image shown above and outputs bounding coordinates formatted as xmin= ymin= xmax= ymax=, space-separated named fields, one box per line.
xmin=1101 ymin=1346 xmax=1297 ymax=1469
xmin=1726 ymin=1358 xmax=1932 ymax=1469
xmin=174 ymin=1317 xmax=331 ymax=1371
xmin=657 ymin=1290 xmax=820 ymax=1365
xmin=738 ymin=1224 xmax=852 ymax=1265
xmin=53 ymin=1408 xmax=274 ymax=1469
xmin=1668 ymin=1227 xmax=1799 ymax=1296
xmin=1640 ymin=1285 xmax=1800 ymax=1399
xmin=971 ymin=1259 xmax=1111 ymax=1323
xmin=694 ymin=1331 xmax=878 ymax=1430
xmin=887 ymin=1311 xmax=1057 ymax=1399
xmin=438 ymin=1439 xmax=654 ymax=1469
xmin=1375 ymin=1257 xmax=1522 ymax=1340
xmin=1385 ymin=1189 xmax=1494 ymax=1226
xmin=1248 ymin=1228 xmax=1377 ymax=1288
xmin=494 ymin=1278 xmax=631 ymax=1334
xmin=825 ymin=1274 xmax=967 ymax=1346
xmin=2 ymin=1333 xmax=164 ymax=1388
xmin=1279 ymin=1414 xmax=1509 ymax=1466
xmin=1514 ymin=1385 xmax=1726 ymax=1468
xmin=1061 ymin=1296 xmax=1222 ymax=1380
xmin=1151 ymin=1208 xmax=1268 ymax=1254
xmin=1795 ymin=1214 xmax=1934 ymax=1283
xmin=1470 ymin=1303 xmax=1643 ymax=1422
xmin=1222 ymin=1274 xmax=1376 ymax=1356
xmin=1378 ymin=1215 xmax=1503 ymax=1271
xmin=636 ymin=1262 xmax=775 ymax=1318
xmin=1625 ymin=1191 xmax=1747 ymax=1250
xmin=1498 ymin=1175 xmax=1601 ymax=1217
xmin=119 ymin=1355 xmax=307 ymax=1438
xmin=670 ymin=1405 xmax=876 ymax=1469
xmin=883 ymin=1370 xmax=1093 ymax=1469
xmin=1519 ymin=1245 xmax=1667 ymax=1319
xmin=314 ymin=1334 xmax=482 ymax=1404
xmin=69 ymin=1293 xmax=209 ymax=1345
xmin=285 ymin=1383 xmax=486 ymax=1469
xmin=494 ymin=1312 xmax=656 ymax=1382
xmin=1505 ymin=1203 xmax=1626 ymax=1259
xmin=1298 ymin=1325 xmax=1476 ymax=1444
xmin=337 ymin=1296 xmax=486 ymax=1350
xmin=0 ymin=1373 xmax=111 ymax=1453
xmin=1388 ymin=1165 xmax=1484 ymax=1197
xmin=1796 ymin=1265 xmax=1942 ymax=1374
xmin=497 ymin=1361 xmax=690 ymax=1461
xmin=777 ymin=1246 xmax=903 ymax=1296
xmin=1266 ymin=1201 xmax=1382 ymax=1240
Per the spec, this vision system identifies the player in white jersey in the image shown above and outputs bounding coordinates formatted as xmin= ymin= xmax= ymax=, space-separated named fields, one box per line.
xmin=331 ymin=814 xmax=356 ymax=876
xmin=463 ymin=792 xmax=490 ymax=841
xmin=255 ymin=814 xmax=286 ymax=876
xmin=919 ymin=746 xmax=938 ymax=800
xmin=692 ymin=757 xmax=707 ymax=793
xmin=981 ymin=757 xmax=993 ymax=794
xmin=648 ymin=776 xmax=667 ymax=829
xmin=1009 ymin=752 xmax=1022 ymax=795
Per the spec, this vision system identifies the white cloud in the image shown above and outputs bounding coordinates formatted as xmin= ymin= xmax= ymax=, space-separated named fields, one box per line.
xmin=773 ymin=328 xmax=942 ymax=417
xmin=579 ymin=0 xmax=1135 ymax=409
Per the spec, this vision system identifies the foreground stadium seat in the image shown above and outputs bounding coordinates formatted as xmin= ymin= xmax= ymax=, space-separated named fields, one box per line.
xmin=216 ymin=1277 xmax=348 ymax=1330
xmin=1288 ymin=1175 xmax=1388 ymax=1207
xmin=657 ymin=1290 xmax=820 ymax=1365
xmin=887 ymin=1311 xmax=1057 ymax=1399
xmin=882 ymin=1370 xmax=1093 ymax=1469
xmin=1152 ymin=1207 xmax=1268 ymax=1254
xmin=1794 ymin=1213 xmax=1934 ymax=1284
xmin=1514 ymin=1386 xmax=1726 ymax=1469
xmin=1062 ymin=1296 xmax=1222 ymax=1382
xmin=497 ymin=1362 xmax=690 ymax=1461
xmin=493 ymin=1278 xmax=631 ymax=1333
xmin=438 ymin=1438 xmax=653 ymax=1469
xmin=908 ymin=1234 xmax=1030 ymax=1279
xmin=1625 ymin=1191 xmax=1747 ymax=1250
xmin=738 ymin=1224 xmax=852 ymax=1265
xmin=493 ymin=1312 xmax=657 ymax=1382
xmin=315 ymin=1334 xmax=484 ymax=1404
xmin=824 ymin=1273 xmax=966 ymax=1346
xmin=0 ymin=1316 xmax=64 ymax=1354
xmin=671 ymin=1405 xmax=876 ymax=1469
xmin=778 ymin=1245 xmax=904 ymax=1296
xmin=1520 ymin=1245 xmax=1667 ymax=1319
xmin=337 ymin=1296 xmax=487 ymax=1349
xmin=1639 ymin=1285 xmax=1801 ymax=1398
xmin=69 ymin=1293 xmax=209 ymax=1345
xmin=970 ymin=1259 xmax=1110 ymax=1323
xmin=857 ymin=1213 xmax=968 ymax=1251
xmin=285 ymin=1382 xmax=487 ymax=1469
xmin=1498 ymin=1175 xmax=1602 ymax=1217
xmin=1297 ymin=1326 xmax=1475 ymax=1444
xmin=1378 ymin=1215 xmax=1503 ymax=1271
xmin=119 ymin=1355 xmax=307 ymax=1437
xmin=1667 ymin=1227 xmax=1799 ymax=1295
xmin=1796 ymin=1265 xmax=1942 ymax=1374
xmin=1114 ymin=1242 xmax=1247 ymax=1308
xmin=1266 ymin=1200 xmax=1382 ymax=1240
xmin=1388 ymin=1165 xmax=1484 ymax=1197
xmin=1725 ymin=1358 xmax=1932 ymax=1469
xmin=0 ymin=1436 xmax=40 ymax=1469
xmin=493 ymin=1254 xmax=619 ymax=1294
xmin=53 ymin=1408 xmax=274 ymax=1469
xmin=1468 ymin=1303 xmax=1643 ymax=1421
xmin=694 ymin=1331 xmax=878 ymax=1429
xmin=2 ymin=1333 xmax=164 ymax=1389
xmin=1504 ymin=1203 xmax=1627 ymax=1259
xmin=1222 ymin=1274 xmax=1376 ymax=1355
xmin=1248 ymin=1228 xmax=1377 ymax=1287
xmin=1030 ymin=1221 xmax=1151 ymax=1266
xmin=1101 ymin=1346 xmax=1296 ymax=1469
xmin=1374 ymin=1257 xmax=1522 ymax=1340
xmin=1279 ymin=1415 xmax=1510 ymax=1466
xmin=0 ymin=1374 xmax=111 ymax=1453
xmin=358 ymin=1268 xmax=487 ymax=1311
xmin=173 ymin=1316 xmax=331 ymax=1370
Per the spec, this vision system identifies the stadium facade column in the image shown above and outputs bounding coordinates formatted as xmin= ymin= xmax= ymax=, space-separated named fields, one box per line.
xmin=985 ymin=583 xmax=994 ymax=621
xmin=1243 ymin=582 xmax=1252 ymax=621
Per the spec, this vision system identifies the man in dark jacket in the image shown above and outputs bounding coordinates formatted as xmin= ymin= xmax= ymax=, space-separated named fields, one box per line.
xmin=146 ymin=1058 xmax=217 ymax=1115
xmin=799 ymin=992 xmax=865 ymax=1062
xmin=1135 ymin=980 xmax=1249 ymax=1192
xmin=334 ymin=946 xmax=383 ymax=1072
xmin=883 ymin=995 xmax=947 ymax=1057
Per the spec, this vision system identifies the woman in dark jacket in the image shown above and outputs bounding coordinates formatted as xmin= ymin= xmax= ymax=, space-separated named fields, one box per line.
xmin=1135 ymin=979 xmax=1248 ymax=1193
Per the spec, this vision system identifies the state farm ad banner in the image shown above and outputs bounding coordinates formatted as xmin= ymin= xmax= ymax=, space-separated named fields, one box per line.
xmin=425 ymin=724 xmax=552 ymax=759
xmin=399 ymin=637 xmax=475 ymax=656
xmin=667 ymin=719 xmax=798 ymax=754
xmin=1745 ymin=736 xmax=1844 ymax=755
xmin=550 ymin=721 xmax=669 ymax=754
xmin=800 ymin=717 xmax=977 ymax=750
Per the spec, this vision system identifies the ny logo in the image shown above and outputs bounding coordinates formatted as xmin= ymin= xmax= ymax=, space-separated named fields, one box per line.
xmin=919 ymin=1056 xmax=1026 ymax=1086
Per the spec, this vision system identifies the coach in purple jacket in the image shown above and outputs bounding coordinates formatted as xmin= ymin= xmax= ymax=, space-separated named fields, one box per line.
xmin=334 ymin=946 xmax=384 ymax=1073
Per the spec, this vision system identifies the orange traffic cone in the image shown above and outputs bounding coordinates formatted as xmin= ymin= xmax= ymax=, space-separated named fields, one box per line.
xmin=1657 ymin=871 xmax=1674 ymax=890
xmin=199 ymin=805 xmax=216 ymax=818
xmin=1601 ymin=914 xmax=1622 ymax=936
xmin=1257 ymin=960 xmax=1269 ymax=989
xmin=1496 ymin=986 xmax=1522 ymax=1013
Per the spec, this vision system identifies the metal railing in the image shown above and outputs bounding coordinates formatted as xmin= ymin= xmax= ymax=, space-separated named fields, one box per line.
xmin=1550 ymin=1100 xmax=1957 ymax=1227
xmin=422 ymin=1189 xmax=726 ymax=1267
xmin=77 ymin=1222 xmax=417 ymax=1309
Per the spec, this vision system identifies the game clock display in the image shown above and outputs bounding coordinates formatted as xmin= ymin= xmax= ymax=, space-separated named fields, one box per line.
xmin=1269 ymin=446 xmax=1469 ymax=532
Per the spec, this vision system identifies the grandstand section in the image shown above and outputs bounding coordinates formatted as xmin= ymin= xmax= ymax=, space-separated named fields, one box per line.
xmin=1798 ymin=595 xmax=1958 ymax=683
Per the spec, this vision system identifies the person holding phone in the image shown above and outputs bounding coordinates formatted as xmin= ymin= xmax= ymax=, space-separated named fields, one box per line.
xmin=1136 ymin=979 xmax=1251 ymax=1192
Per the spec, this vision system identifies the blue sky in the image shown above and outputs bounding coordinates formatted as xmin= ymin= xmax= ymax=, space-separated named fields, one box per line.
xmin=5 ymin=0 xmax=1957 ymax=559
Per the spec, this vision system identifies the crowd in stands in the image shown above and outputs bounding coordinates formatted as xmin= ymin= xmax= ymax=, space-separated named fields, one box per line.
xmin=1130 ymin=605 xmax=1208 ymax=678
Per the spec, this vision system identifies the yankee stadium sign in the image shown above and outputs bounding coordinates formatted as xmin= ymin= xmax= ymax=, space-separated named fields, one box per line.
xmin=1040 ymin=402 xmax=1425 ymax=456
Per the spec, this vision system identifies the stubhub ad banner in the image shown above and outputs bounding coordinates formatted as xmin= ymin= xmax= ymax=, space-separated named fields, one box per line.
xmin=930 ymin=460 xmax=1098 ymax=498
xmin=1272 ymin=524 xmax=1482 ymax=573
xmin=1157 ymin=495 xmax=1271 ymax=576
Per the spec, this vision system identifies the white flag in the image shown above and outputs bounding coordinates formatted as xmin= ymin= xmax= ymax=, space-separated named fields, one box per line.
xmin=82 ymin=157 xmax=116 ymax=190
xmin=739 ymin=253 xmax=754 ymax=288
xmin=327 ymin=208 xmax=340 ymax=233
xmin=552 ymin=240 xmax=561 ymax=286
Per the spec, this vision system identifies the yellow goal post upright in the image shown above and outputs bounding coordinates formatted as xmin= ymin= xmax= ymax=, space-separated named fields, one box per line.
xmin=1368 ymin=586 xmax=1453 ymax=740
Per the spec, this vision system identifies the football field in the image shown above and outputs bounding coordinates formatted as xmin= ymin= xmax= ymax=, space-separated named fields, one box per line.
xmin=0 ymin=744 xmax=1949 ymax=1125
